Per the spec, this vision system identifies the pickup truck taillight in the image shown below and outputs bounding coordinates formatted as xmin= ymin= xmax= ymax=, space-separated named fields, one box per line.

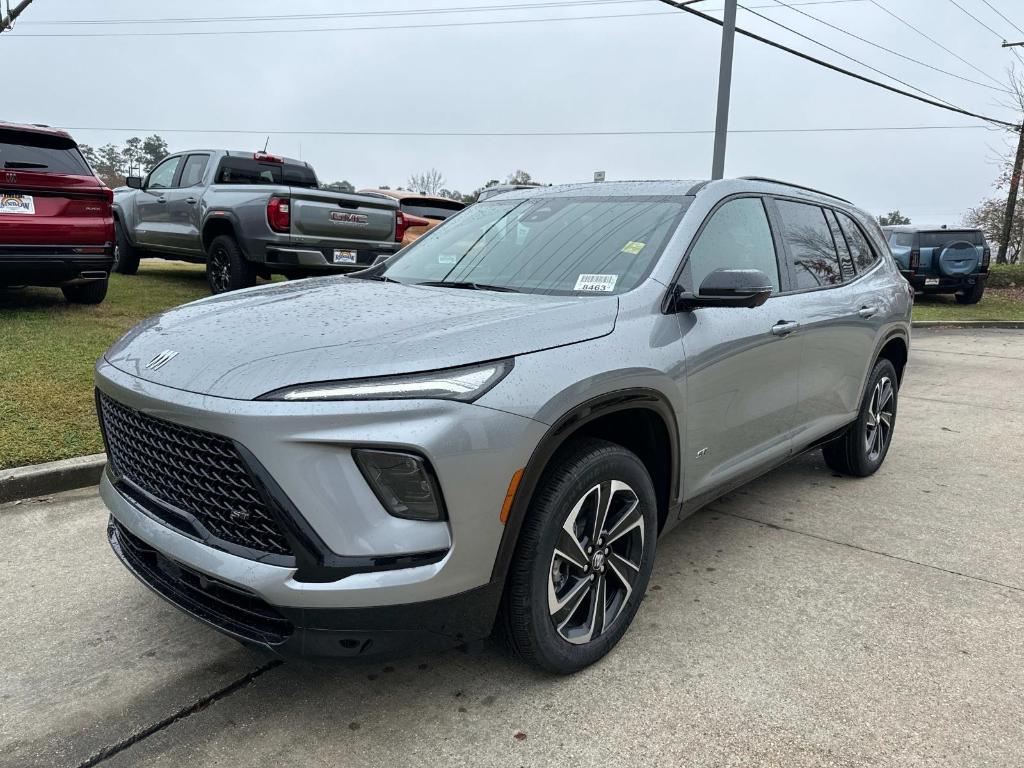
xmin=267 ymin=197 xmax=290 ymax=233
xmin=908 ymin=248 xmax=920 ymax=270
xmin=395 ymin=211 xmax=431 ymax=243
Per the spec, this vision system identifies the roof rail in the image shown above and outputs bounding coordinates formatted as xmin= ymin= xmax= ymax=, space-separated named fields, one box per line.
xmin=738 ymin=176 xmax=851 ymax=204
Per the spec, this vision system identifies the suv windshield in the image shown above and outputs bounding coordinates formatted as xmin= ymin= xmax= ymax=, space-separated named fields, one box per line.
xmin=0 ymin=129 xmax=91 ymax=175
xmin=382 ymin=196 xmax=688 ymax=295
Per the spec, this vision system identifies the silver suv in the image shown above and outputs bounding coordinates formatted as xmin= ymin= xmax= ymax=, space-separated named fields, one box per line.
xmin=96 ymin=178 xmax=912 ymax=673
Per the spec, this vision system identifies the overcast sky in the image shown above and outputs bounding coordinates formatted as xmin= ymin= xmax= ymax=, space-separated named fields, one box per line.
xmin=5 ymin=0 xmax=1023 ymax=222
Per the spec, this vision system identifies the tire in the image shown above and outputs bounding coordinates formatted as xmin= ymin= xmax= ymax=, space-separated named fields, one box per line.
xmin=955 ymin=279 xmax=985 ymax=305
xmin=112 ymin=219 xmax=141 ymax=275
xmin=501 ymin=438 xmax=658 ymax=674
xmin=62 ymin=278 xmax=108 ymax=304
xmin=822 ymin=358 xmax=898 ymax=477
xmin=206 ymin=234 xmax=257 ymax=294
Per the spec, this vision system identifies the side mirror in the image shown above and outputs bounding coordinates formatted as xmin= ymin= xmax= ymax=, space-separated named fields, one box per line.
xmin=126 ymin=176 xmax=144 ymax=189
xmin=674 ymin=268 xmax=774 ymax=311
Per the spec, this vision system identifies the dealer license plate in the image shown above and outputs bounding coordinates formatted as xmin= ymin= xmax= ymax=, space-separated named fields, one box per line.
xmin=0 ymin=193 xmax=35 ymax=214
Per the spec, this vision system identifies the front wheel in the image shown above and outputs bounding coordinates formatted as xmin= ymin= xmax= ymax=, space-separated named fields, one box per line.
xmin=112 ymin=220 xmax=141 ymax=275
xmin=206 ymin=234 xmax=257 ymax=294
xmin=501 ymin=438 xmax=658 ymax=674
xmin=823 ymin=358 xmax=898 ymax=477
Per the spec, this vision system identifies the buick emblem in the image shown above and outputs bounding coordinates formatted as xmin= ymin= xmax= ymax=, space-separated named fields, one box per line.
xmin=145 ymin=349 xmax=179 ymax=370
xmin=4 ymin=172 xmax=15 ymax=184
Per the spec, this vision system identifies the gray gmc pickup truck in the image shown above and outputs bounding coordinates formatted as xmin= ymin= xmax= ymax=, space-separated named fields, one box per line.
xmin=112 ymin=150 xmax=402 ymax=293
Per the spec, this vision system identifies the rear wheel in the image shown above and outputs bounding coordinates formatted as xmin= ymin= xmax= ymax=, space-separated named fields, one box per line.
xmin=823 ymin=358 xmax=898 ymax=477
xmin=206 ymin=234 xmax=256 ymax=294
xmin=501 ymin=438 xmax=657 ymax=674
xmin=955 ymin=279 xmax=985 ymax=305
xmin=112 ymin=220 xmax=141 ymax=275
xmin=62 ymin=278 xmax=108 ymax=304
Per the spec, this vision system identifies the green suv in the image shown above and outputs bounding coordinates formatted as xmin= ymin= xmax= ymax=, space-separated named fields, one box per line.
xmin=883 ymin=225 xmax=990 ymax=304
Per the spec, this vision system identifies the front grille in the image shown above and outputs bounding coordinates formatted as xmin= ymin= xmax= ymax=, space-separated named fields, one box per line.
xmin=98 ymin=391 xmax=292 ymax=557
xmin=110 ymin=519 xmax=293 ymax=646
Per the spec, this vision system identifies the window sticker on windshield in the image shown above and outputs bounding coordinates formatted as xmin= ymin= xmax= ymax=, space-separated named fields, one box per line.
xmin=621 ymin=241 xmax=645 ymax=255
xmin=438 ymin=254 xmax=458 ymax=264
xmin=574 ymin=273 xmax=618 ymax=293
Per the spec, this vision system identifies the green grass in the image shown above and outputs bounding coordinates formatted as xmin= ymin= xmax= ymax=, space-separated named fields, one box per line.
xmin=986 ymin=263 xmax=1024 ymax=288
xmin=0 ymin=262 xmax=213 ymax=470
xmin=912 ymin=287 xmax=1024 ymax=321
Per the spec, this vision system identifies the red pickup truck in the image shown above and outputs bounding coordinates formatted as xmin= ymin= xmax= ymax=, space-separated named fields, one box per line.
xmin=0 ymin=122 xmax=114 ymax=304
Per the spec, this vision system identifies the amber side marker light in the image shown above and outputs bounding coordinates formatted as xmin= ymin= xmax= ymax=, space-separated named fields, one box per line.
xmin=500 ymin=468 xmax=524 ymax=524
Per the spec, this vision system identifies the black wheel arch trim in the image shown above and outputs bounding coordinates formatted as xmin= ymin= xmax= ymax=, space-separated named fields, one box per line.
xmin=489 ymin=387 xmax=681 ymax=585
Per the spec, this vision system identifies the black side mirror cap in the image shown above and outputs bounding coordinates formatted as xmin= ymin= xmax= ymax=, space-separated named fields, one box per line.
xmin=125 ymin=176 xmax=143 ymax=189
xmin=673 ymin=268 xmax=774 ymax=311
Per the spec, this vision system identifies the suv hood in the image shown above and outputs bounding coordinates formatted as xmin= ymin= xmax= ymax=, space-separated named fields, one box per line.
xmin=104 ymin=278 xmax=618 ymax=400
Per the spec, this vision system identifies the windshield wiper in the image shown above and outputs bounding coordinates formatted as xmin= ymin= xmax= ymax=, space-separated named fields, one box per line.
xmin=4 ymin=161 xmax=48 ymax=169
xmin=416 ymin=280 xmax=521 ymax=293
xmin=351 ymin=273 xmax=403 ymax=284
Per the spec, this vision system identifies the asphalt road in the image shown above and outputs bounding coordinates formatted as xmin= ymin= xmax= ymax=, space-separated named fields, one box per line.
xmin=2 ymin=329 xmax=1022 ymax=768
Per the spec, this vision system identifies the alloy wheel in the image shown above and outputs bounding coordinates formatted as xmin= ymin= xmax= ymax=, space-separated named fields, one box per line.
xmin=208 ymin=247 xmax=230 ymax=293
xmin=548 ymin=480 xmax=645 ymax=645
xmin=864 ymin=375 xmax=894 ymax=461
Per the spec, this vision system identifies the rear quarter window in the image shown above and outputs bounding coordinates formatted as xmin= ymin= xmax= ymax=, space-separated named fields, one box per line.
xmin=0 ymin=129 xmax=92 ymax=176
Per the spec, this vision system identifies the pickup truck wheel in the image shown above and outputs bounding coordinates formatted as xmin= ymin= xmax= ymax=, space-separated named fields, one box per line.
xmin=501 ymin=438 xmax=657 ymax=674
xmin=206 ymin=234 xmax=256 ymax=294
xmin=62 ymin=278 xmax=109 ymax=305
xmin=823 ymin=358 xmax=898 ymax=477
xmin=112 ymin=220 xmax=141 ymax=275
xmin=955 ymin=279 xmax=985 ymax=305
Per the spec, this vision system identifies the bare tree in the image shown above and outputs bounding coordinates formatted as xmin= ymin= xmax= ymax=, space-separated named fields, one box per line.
xmin=407 ymin=168 xmax=445 ymax=196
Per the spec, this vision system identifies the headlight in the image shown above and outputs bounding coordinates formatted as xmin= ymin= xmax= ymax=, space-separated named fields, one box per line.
xmin=258 ymin=359 xmax=513 ymax=402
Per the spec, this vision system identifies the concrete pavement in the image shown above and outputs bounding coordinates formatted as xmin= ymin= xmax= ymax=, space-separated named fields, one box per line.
xmin=2 ymin=329 xmax=1022 ymax=767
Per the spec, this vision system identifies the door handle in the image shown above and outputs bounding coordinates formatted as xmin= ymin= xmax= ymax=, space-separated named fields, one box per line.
xmin=156 ymin=197 xmax=167 ymax=203
xmin=858 ymin=305 xmax=878 ymax=318
xmin=184 ymin=197 xmax=198 ymax=205
xmin=771 ymin=320 xmax=800 ymax=336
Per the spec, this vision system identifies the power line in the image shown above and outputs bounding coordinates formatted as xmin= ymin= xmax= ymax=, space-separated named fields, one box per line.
xmin=768 ymin=0 xmax=1012 ymax=94
xmin=977 ymin=0 xmax=1024 ymax=37
xmin=0 ymin=0 xmax=870 ymax=37
xmin=51 ymin=124 xmax=993 ymax=137
xmin=867 ymin=0 xmax=1006 ymax=90
xmin=654 ymin=0 xmax=1020 ymax=129
xmin=946 ymin=0 xmax=1024 ymax=66
xmin=739 ymin=3 xmax=962 ymax=108
xmin=15 ymin=0 xmax=861 ymax=26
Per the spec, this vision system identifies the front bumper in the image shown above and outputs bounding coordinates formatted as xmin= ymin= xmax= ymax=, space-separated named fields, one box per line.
xmin=108 ymin=516 xmax=502 ymax=659
xmin=0 ymin=244 xmax=113 ymax=287
xmin=95 ymin=360 xmax=545 ymax=654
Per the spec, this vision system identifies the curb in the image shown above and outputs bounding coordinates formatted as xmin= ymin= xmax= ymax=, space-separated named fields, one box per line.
xmin=0 ymin=453 xmax=106 ymax=506
xmin=912 ymin=320 xmax=1024 ymax=329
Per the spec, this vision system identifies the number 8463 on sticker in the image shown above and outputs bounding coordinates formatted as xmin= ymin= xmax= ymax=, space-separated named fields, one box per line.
xmin=574 ymin=273 xmax=618 ymax=293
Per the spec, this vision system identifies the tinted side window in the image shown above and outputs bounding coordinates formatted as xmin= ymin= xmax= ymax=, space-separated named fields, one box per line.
xmin=687 ymin=197 xmax=780 ymax=293
xmin=824 ymin=209 xmax=855 ymax=280
xmin=891 ymin=232 xmax=914 ymax=248
xmin=179 ymin=154 xmax=209 ymax=187
xmin=836 ymin=211 xmax=879 ymax=272
xmin=776 ymin=200 xmax=842 ymax=289
xmin=146 ymin=156 xmax=181 ymax=190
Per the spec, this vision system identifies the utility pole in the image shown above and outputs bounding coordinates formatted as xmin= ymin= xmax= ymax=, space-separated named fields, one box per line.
xmin=1002 ymin=41 xmax=1024 ymax=48
xmin=711 ymin=0 xmax=738 ymax=180
xmin=998 ymin=124 xmax=1024 ymax=264
xmin=0 ymin=0 xmax=35 ymax=33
